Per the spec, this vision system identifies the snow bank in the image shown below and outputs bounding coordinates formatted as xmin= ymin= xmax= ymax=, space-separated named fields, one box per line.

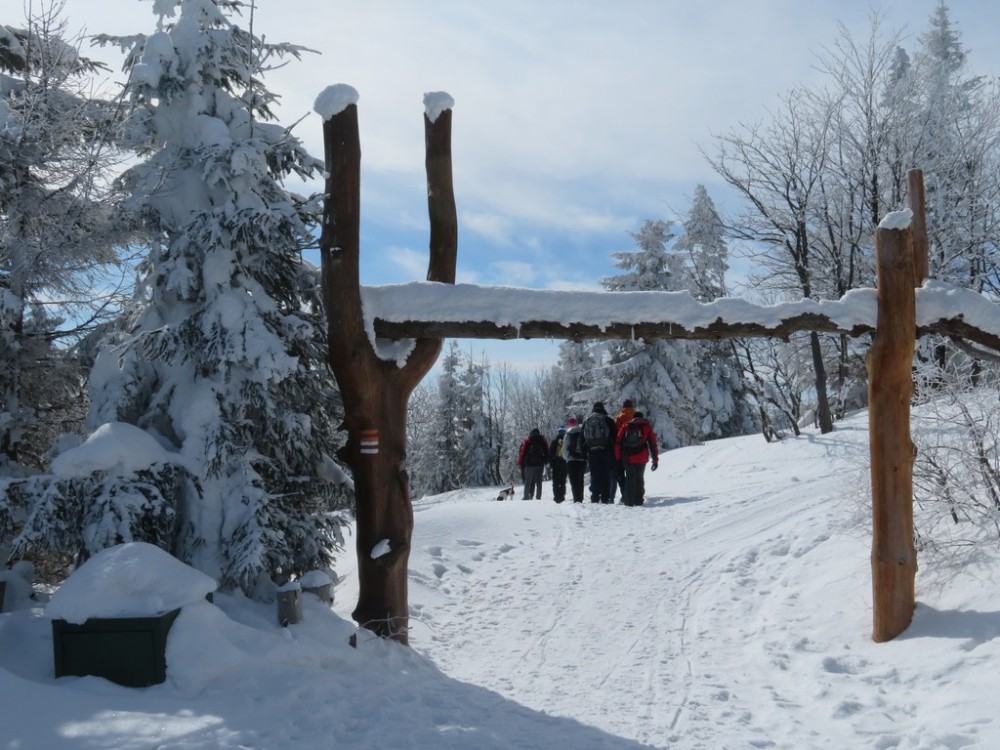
xmin=46 ymin=542 xmax=217 ymax=623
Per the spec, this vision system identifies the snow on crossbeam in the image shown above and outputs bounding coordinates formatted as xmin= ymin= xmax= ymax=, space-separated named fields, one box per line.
xmin=361 ymin=280 xmax=1000 ymax=349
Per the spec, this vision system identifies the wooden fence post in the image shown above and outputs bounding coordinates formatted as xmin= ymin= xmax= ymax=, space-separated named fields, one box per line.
xmin=868 ymin=212 xmax=918 ymax=642
xmin=907 ymin=169 xmax=929 ymax=286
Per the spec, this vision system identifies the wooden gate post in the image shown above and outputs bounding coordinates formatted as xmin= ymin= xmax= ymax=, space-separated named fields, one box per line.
xmin=318 ymin=88 xmax=457 ymax=644
xmin=907 ymin=169 xmax=929 ymax=286
xmin=868 ymin=211 xmax=918 ymax=642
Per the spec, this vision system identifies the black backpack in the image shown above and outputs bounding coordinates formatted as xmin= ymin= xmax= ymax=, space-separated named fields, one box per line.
xmin=566 ymin=430 xmax=583 ymax=459
xmin=621 ymin=422 xmax=646 ymax=455
xmin=583 ymin=413 xmax=610 ymax=449
xmin=525 ymin=436 xmax=546 ymax=464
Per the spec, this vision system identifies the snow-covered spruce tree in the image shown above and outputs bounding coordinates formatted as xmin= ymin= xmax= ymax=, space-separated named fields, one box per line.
xmin=672 ymin=186 xmax=758 ymax=439
xmin=426 ymin=341 xmax=464 ymax=494
xmin=18 ymin=0 xmax=351 ymax=592
xmin=0 ymin=6 xmax=133 ymax=477
xmin=404 ymin=380 xmax=438 ymax=499
xmin=478 ymin=361 xmax=514 ymax=487
xmin=554 ymin=339 xmax=600 ymax=419
xmin=458 ymin=356 xmax=495 ymax=488
xmin=407 ymin=355 xmax=512 ymax=496
xmin=909 ymin=1 xmax=1000 ymax=293
xmin=895 ymin=3 xmax=1000 ymax=384
xmin=673 ymin=185 xmax=728 ymax=303
xmin=601 ymin=219 xmax=719 ymax=448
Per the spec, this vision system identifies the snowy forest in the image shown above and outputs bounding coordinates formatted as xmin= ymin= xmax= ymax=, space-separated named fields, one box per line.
xmin=3 ymin=0 xmax=1000 ymax=599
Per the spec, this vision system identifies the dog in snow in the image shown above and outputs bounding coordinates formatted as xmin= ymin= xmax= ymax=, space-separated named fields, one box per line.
xmin=495 ymin=486 xmax=515 ymax=501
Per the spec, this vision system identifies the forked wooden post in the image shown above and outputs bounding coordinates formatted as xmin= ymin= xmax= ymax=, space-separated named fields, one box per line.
xmin=318 ymin=87 xmax=457 ymax=644
xmin=868 ymin=213 xmax=917 ymax=643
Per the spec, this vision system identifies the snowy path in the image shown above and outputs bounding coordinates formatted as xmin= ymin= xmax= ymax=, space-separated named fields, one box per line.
xmin=398 ymin=416 xmax=1000 ymax=749
xmin=6 ymin=411 xmax=1000 ymax=748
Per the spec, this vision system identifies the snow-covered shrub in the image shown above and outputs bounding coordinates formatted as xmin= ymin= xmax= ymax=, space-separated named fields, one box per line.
xmin=911 ymin=377 xmax=1000 ymax=558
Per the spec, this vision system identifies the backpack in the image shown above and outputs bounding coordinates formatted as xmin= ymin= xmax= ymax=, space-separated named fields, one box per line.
xmin=525 ymin=436 xmax=546 ymax=465
xmin=550 ymin=435 xmax=564 ymax=460
xmin=583 ymin=413 xmax=610 ymax=449
xmin=621 ymin=422 xmax=646 ymax=455
xmin=565 ymin=430 xmax=583 ymax=459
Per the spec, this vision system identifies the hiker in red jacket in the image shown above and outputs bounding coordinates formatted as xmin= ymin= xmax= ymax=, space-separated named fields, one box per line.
xmin=614 ymin=411 xmax=658 ymax=506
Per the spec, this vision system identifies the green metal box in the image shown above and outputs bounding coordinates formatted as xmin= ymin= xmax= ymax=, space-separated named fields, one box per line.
xmin=51 ymin=608 xmax=181 ymax=687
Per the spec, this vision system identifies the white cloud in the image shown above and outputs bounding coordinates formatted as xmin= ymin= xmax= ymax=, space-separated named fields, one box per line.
xmin=383 ymin=246 xmax=428 ymax=279
xmin=490 ymin=261 xmax=536 ymax=286
xmin=462 ymin=211 xmax=513 ymax=245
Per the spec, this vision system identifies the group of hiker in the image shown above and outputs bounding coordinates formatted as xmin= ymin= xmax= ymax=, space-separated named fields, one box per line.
xmin=516 ymin=399 xmax=659 ymax=507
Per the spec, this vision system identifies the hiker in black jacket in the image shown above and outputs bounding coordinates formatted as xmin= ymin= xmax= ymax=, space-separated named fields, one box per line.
xmin=582 ymin=402 xmax=616 ymax=504
xmin=549 ymin=426 xmax=568 ymax=503
xmin=562 ymin=417 xmax=588 ymax=503
xmin=517 ymin=428 xmax=549 ymax=500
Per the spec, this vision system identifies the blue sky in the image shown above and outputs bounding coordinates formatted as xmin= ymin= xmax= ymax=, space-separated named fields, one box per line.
xmin=58 ymin=0 xmax=1000 ymax=371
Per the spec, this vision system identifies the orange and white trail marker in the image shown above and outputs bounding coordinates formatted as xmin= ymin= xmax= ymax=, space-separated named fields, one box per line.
xmin=359 ymin=428 xmax=379 ymax=455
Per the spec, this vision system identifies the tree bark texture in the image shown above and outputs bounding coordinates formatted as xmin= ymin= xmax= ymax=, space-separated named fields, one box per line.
xmin=320 ymin=104 xmax=457 ymax=644
xmin=868 ymin=224 xmax=917 ymax=643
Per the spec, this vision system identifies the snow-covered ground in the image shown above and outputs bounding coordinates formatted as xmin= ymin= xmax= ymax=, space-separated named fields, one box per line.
xmin=3 ymin=409 xmax=1000 ymax=749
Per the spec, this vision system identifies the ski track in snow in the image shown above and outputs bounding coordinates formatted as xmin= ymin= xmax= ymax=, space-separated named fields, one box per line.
xmin=405 ymin=415 xmax=998 ymax=749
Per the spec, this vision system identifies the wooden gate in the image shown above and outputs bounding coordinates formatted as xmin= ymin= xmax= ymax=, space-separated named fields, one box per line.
xmin=317 ymin=93 xmax=1000 ymax=644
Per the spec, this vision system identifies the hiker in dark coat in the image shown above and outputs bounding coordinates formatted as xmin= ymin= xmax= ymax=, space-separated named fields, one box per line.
xmin=562 ymin=417 xmax=588 ymax=503
xmin=518 ymin=427 xmax=549 ymax=500
xmin=549 ymin=426 xmax=568 ymax=503
xmin=614 ymin=411 xmax=659 ymax=506
xmin=582 ymin=401 xmax=617 ymax=504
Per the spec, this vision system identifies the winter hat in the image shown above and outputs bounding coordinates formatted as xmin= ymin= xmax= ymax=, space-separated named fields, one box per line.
xmin=558 ymin=426 xmax=566 ymax=434
xmin=530 ymin=427 xmax=541 ymax=437
xmin=633 ymin=411 xmax=644 ymax=419
xmin=622 ymin=399 xmax=634 ymax=408
xmin=566 ymin=417 xmax=578 ymax=426
xmin=593 ymin=401 xmax=606 ymax=413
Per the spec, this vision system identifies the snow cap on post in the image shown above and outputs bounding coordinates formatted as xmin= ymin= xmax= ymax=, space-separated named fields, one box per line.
xmin=879 ymin=208 xmax=913 ymax=231
xmin=423 ymin=91 xmax=455 ymax=123
xmin=314 ymin=84 xmax=360 ymax=121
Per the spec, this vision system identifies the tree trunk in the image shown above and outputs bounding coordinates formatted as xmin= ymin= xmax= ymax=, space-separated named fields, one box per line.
xmin=868 ymin=221 xmax=917 ymax=643
xmin=347 ymin=385 xmax=416 ymax=640
xmin=809 ymin=331 xmax=834 ymax=433
xmin=319 ymin=97 xmax=457 ymax=644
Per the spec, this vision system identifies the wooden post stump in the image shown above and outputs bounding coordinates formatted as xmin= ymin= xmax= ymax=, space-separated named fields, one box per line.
xmin=276 ymin=584 xmax=303 ymax=627
xmin=868 ymin=211 xmax=918 ymax=642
